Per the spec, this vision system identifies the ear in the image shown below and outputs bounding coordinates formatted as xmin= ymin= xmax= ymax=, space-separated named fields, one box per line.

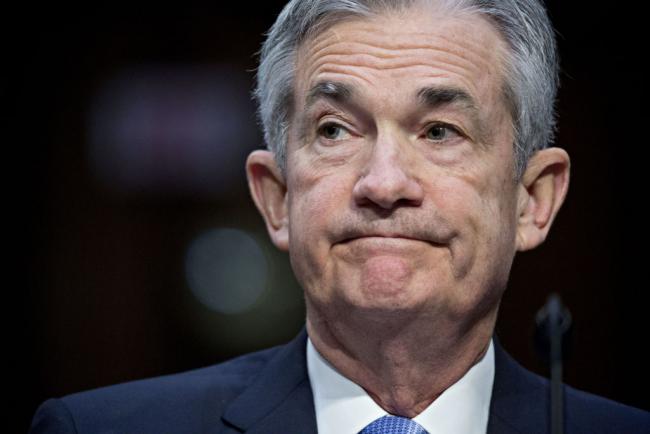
xmin=515 ymin=147 xmax=571 ymax=252
xmin=246 ymin=150 xmax=289 ymax=251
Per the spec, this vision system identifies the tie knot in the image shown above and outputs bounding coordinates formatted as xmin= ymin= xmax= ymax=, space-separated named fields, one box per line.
xmin=359 ymin=415 xmax=429 ymax=434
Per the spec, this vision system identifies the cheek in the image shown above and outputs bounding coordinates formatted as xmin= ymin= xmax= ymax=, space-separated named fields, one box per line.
xmin=429 ymin=177 xmax=483 ymax=279
xmin=287 ymin=149 xmax=357 ymax=232
xmin=431 ymin=167 xmax=516 ymax=276
xmin=463 ymin=175 xmax=519 ymax=296
xmin=289 ymin=176 xmax=348 ymax=236
xmin=428 ymin=174 xmax=517 ymax=318
xmin=286 ymin=164 xmax=354 ymax=272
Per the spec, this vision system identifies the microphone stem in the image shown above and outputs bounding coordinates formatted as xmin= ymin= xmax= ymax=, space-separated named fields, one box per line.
xmin=549 ymin=295 xmax=564 ymax=434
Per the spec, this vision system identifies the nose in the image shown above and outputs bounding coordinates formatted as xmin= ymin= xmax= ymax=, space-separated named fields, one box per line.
xmin=352 ymin=135 xmax=424 ymax=210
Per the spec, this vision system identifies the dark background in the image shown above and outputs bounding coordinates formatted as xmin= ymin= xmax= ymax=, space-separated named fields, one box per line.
xmin=12 ymin=2 xmax=647 ymax=432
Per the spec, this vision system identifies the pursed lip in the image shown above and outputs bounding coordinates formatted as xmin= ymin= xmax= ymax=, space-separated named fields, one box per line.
xmin=343 ymin=234 xmax=419 ymax=241
xmin=337 ymin=233 xmax=441 ymax=246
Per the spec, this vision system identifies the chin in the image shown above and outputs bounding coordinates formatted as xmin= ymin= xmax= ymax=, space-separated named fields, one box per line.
xmin=343 ymin=283 xmax=440 ymax=315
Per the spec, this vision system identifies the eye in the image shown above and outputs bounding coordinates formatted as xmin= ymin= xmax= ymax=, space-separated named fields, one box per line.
xmin=318 ymin=122 xmax=350 ymax=141
xmin=425 ymin=123 xmax=460 ymax=142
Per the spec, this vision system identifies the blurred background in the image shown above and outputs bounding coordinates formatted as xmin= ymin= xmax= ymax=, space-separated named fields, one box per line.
xmin=11 ymin=1 xmax=647 ymax=431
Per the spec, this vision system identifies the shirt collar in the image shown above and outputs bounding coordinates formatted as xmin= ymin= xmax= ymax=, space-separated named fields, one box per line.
xmin=307 ymin=336 xmax=495 ymax=434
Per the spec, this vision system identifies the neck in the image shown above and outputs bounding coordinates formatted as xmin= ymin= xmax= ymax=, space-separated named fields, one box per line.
xmin=306 ymin=304 xmax=498 ymax=418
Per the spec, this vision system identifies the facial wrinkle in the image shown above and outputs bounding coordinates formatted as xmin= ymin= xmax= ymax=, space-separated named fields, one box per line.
xmin=302 ymin=53 xmax=485 ymax=103
xmin=298 ymin=32 xmax=501 ymax=105
xmin=303 ymin=39 xmax=486 ymax=79
xmin=304 ymin=12 xmax=502 ymax=65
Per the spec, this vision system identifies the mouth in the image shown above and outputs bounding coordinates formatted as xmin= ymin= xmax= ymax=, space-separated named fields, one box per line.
xmin=337 ymin=234 xmax=442 ymax=251
xmin=342 ymin=234 xmax=420 ymax=242
xmin=337 ymin=234 xmax=444 ymax=248
xmin=334 ymin=235 xmax=433 ymax=258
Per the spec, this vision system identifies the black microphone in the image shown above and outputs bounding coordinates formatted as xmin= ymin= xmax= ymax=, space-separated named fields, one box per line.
xmin=534 ymin=293 xmax=573 ymax=434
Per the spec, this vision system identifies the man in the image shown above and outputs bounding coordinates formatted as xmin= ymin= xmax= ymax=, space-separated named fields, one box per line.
xmin=30 ymin=0 xmax=649 ymax=433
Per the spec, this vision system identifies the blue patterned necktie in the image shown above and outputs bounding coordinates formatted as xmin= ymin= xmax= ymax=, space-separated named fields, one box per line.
xmin=359 ymin=415 xmax=430 ymax=434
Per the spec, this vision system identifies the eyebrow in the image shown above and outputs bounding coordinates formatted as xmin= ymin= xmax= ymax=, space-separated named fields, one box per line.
xmin=305 ymin=81 xmax=355 ymax=110
xmin=306 ymin=80 xmax=477 ymax=108
xmin=416 ymin=86 xmax=478 ymax=112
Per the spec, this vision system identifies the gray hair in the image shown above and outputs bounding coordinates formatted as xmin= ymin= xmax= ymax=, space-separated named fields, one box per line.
xmin=254 ymin=0 xmax=559 ymax=181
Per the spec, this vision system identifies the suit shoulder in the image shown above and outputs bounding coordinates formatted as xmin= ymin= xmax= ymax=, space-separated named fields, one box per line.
xmin=30 ymin=344 xmax=285 ymax=433
xmin=512 ymin=364 xmax=650 ymax=432
xmin=563 ymin=384 xmax=650 ymax=433
xmin=66 ymin=344 xmax=281 ymax=402
xmin=491 ymin=339 xmax=649 ymax=434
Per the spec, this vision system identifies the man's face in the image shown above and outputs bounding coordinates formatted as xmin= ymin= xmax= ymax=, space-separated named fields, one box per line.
xmin=282 ymin=7 xmax=523 ymax=323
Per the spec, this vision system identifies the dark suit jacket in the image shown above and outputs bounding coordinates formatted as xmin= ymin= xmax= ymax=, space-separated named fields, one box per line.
xmin=30 ymin=328 xmax=649 ymax=433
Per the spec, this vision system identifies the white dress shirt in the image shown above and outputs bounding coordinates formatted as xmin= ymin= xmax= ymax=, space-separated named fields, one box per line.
xmin=307 ymin=337 xmax=495 ymax=434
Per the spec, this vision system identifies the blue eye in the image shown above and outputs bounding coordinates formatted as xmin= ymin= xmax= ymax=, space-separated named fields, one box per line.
xmin=318 ymin=123 xmax=349 ymax=140
xmin=426 ymin=124 xmax=454 ymax=141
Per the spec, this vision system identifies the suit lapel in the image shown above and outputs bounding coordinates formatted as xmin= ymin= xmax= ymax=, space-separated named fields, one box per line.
xmin=487 ymin=335 xmax=549 ymax=434
xmin=222 ymin=329 xmax=317 ymax=434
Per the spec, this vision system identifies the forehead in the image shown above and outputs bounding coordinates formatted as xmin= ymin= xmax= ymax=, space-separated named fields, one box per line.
xmin=294 ymin=5 xmax=509 ymax=115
